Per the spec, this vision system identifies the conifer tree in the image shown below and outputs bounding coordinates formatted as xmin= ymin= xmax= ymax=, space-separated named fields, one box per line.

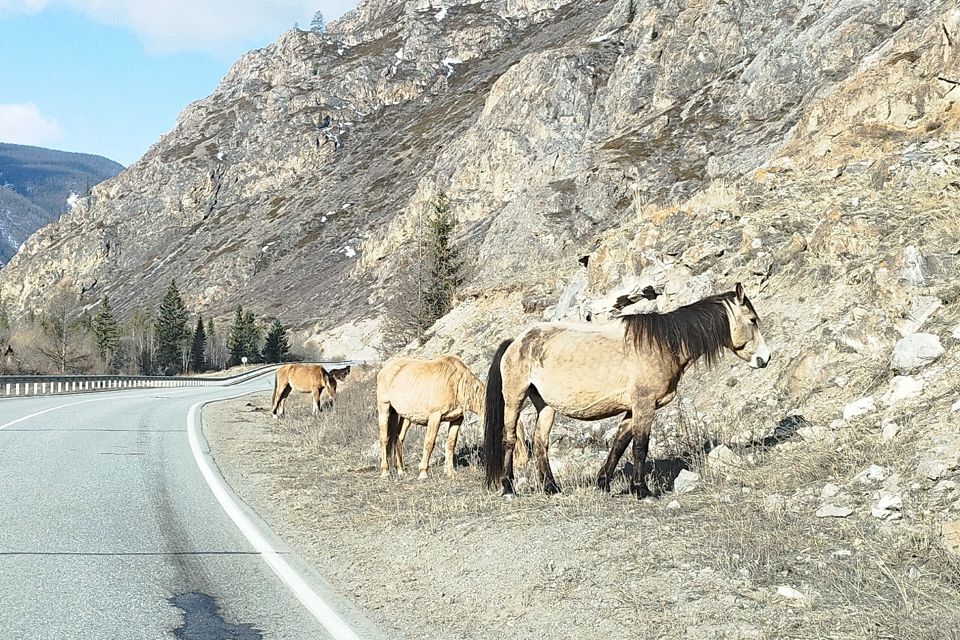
xmin=227 ymin=306 xmax=246 ymax=366
xmin=91 ymin=296 xmax=121 ymax=370
xmin=154 ymin=280 xmax=189 ymax=373
xmin=262 ymin=318 xmax=290 ymax=363
xmin=310 ymin=10 xmax=326 ymax=32
xmin=190 ymin=316 xmax=206 ymax=373
xmin=423 ymin=189 xmax=463 ymax=322
xmin=243 ymin=310 xmax=261 ymax=363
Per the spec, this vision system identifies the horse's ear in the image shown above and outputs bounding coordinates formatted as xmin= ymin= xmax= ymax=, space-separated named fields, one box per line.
xmin=735 ymin=282 xmax=745 ymax=303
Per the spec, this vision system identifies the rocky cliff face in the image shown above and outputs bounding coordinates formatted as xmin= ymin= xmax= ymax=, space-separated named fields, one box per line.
xmin=0 ymin=143 xmax=122 ymax=264
xmin=1 ymin=0 xmax=959 ymax=374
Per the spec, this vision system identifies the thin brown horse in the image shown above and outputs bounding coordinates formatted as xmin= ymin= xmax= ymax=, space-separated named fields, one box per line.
xmin=484 ymin=283 xmax=770 ymax=498
xmin=271 ymin=363 xmax=338 ymax=417
xmin=377 ymin=355 xmax=527 ymax=479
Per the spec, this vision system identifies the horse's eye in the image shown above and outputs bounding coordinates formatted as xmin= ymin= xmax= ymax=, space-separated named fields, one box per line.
xmin=750 ymin=318 xmax=759 ymax=326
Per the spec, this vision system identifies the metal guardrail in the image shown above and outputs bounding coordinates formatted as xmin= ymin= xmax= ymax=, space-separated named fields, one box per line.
xmin=0 ymin=361 xmax=363 ymax=399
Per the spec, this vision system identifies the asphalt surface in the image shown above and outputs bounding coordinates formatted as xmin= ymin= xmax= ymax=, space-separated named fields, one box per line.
xmin=0 ymin=374 xmax=370 ymax=639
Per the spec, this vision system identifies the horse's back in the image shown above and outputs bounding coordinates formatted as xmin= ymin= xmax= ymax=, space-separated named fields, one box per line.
xmin=377 ymin=355 xmax=468 ymax=417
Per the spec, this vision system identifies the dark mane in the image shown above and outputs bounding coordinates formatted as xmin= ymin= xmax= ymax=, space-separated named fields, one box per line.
xmin=621 ymin=292 xmax=737 ymax=367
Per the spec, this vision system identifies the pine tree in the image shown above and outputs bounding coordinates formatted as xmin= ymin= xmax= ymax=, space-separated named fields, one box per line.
xmin=91 ymin=296 xmax=121 ymax=369
xmin=190 ymin=316 xmax=206 ymax=373
xmin=422 ymin=189 xmax=463 ymax=321
xmin=243 ymin=310 xmax=261 ymax=363
xmin=262 ymin=318 xmax=290 ymax=363
xmin=228 ymin=306 xmax=246 ymax=366
xmin=310 ymin=10 xmax=326 ymax=32
xmin=154 ymin=280 xmax=190 ymax=374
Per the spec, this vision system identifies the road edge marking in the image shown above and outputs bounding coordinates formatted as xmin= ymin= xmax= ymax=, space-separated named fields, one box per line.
xmin=186 ymin=396 xmax=363 ymax=640
xmin=0 ymin=390 xmax=187 ymax=431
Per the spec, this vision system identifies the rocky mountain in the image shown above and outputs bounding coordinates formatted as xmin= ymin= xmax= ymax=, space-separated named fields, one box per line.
xmin=2 ymin=0 xmax=960 ymax=597
xmin=0 ymin=143 xmax=123 ymax=264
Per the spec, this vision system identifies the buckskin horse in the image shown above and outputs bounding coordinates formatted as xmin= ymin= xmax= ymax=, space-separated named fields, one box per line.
xmin=271 ymin=363 xmax=338 ymax=417
xmin=377 ymin=355 xmax=528 ymax=479
xmin=483 ymin=283 xmax=770 ymax=498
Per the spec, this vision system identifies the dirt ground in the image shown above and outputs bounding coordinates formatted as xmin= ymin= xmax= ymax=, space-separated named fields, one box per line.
xmin=202 ymin=377 xmax=960 ymax=640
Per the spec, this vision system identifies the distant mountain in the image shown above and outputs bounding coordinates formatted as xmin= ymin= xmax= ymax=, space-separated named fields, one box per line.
xmin=0 ymin=143 xmax=123 ymax=263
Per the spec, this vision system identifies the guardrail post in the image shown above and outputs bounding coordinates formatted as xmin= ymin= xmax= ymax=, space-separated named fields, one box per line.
xmin=14 ymin=382 xmax=19 ymax=396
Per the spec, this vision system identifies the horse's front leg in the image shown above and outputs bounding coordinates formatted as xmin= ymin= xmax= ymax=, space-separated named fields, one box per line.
xmin=418 ymin=413 xmax=443 ymax=479
xmin=597 ymin=413 xmax=632 ymax=492
xmin=630 ymin=402 xmax=656 ymax=499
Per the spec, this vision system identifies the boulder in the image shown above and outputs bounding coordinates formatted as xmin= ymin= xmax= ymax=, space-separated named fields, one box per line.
xmin=880 ymin=376 xmax=924 ymax=407
xmin=890 ymin=334 xmax=944 ymax=373
xmin=673 ymin=469 xmax=700 ymax=494
xmin=843 ymin=397 xmax=875 ymax=421
xmin=816 ymin=504 xmax=854 ymax=518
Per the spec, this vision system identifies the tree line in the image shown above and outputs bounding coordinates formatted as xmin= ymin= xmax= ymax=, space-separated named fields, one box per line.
xmin=0 ymin=281 xmax=291 ymax=375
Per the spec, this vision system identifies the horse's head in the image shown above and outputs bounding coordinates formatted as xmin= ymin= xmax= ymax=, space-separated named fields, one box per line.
xmin=726 ymin=283 xmax=771 ymax=369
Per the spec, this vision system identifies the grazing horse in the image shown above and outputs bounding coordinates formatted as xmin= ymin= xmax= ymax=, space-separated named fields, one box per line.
xmin=377 ymin=355 xmax=528 ymax=479
xmin=483 ymin=283 xmax=771 ymax=498
xmin=271 ymin=363 xmax=338 ymax=417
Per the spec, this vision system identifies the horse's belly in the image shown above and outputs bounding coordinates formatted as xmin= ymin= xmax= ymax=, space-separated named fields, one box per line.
xmin=392 ymin=400 xmax=460 ymax=424
xmin=536 ymin=387 xmax=629 ymax=421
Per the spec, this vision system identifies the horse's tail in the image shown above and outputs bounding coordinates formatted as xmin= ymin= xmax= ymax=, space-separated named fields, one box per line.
xmin=484 ymin=339 xmax=513 ymax=489
xmin=386 ymin=405 xmax=401 ymax=462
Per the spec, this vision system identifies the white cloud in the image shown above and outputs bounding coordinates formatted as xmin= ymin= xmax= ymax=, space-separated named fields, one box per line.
xmin=0 ymin=103 xmax=63 ymax=146
xmin=0 ymin=0 xmax=49 ymax=14
xmin=64 ymin=0 xmax=360 ymax=54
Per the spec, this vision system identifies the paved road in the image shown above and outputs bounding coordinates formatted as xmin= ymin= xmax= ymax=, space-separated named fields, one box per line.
xmin=0 ymin=374 xmax=373 ymax=639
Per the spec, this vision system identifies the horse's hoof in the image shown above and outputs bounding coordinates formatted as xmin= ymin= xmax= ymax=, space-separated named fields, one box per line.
xmin=501 ymin=492 xmax=516 ymax=502
xmin=630 ymin=483 xmax=652 ymax=500
xmin=596 ymin=475 xmax=611 ymax=493
xmin=417 ymin=471 xmax=428 ymax=480
xmin=543 ymin=480 xmax=562 ymax=495
xmin=379 ymin=471 xmax=389 ymax=479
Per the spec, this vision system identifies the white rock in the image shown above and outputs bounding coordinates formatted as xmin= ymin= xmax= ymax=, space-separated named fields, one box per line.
xmin=673 ymin=469 xmax=700 ymax=494
xmin=776 ymin=585 xmax=807 ymax=601
xmin=821 ymin=483 xmax=841 ymax=498
xmin=871 ymin=492 xmax=903 ymax=519
xmin=843 ymin=397 xmax=876 ymax=421
xmin=829 ymin=419 xmax=848 ymax=430
xmin=798 ymin=425 xmax=829 ymax=441
xmin=917 ymin=459 xmax=949 ymax=480
xmin=901 ymin=245 xmax=926 ymax=285
xmin=952 ymin=325 xmax=960 ymax=340
xmin=834 ymin=376 xmax=848 ymax=387
xmin=816 ymin=504 xmax=854 ymax=518
xmin=666 ymin=499 xmax=681 ymax=511
xmin=707 ymin=444 xmax=741 ymax=470
xmin=854 ymin=465 xmax=889 ymax=483
xmin=881 ymin=420 xmax=900 ymax=442
xmin=880 ymin=375 xmax=924 ymax=406
xmin=952 ymin=399 xmax=960 ymax=413
xmin=896 ymin=295 xmax=941 ymax=336
xmin=890 ymin=334 xmax=944 ymax=373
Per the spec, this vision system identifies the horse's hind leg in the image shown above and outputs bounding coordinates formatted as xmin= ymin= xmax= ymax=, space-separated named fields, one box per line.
xmin=377 ymin=402 xmax=392 ymax=478
xmin=275 ymin=384 xmax=292 ymax=417
xmin=444 ymin=417 xmax=464 ymax=477
xmin=312 ymin=387 xmax=323 ymax=416
xmin=597 ymin=413 xmax=632 ymax=492
xmin=630 ymin=403 xmax=656 ymax=499
xmin=530 ymin=390 xmax=559 ymax=494
xmin=418 ymin=413 xmax=443 ymax=479
xmin=394 ymin=418 xmax=410 ymax=475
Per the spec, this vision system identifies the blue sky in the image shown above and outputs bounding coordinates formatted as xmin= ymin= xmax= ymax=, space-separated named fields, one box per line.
xmin=0 ymin=0 xmax=359 ymax=166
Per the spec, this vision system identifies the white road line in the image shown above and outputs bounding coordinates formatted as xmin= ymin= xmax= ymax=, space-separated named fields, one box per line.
xmin=0 ymin=391 xmax=185 ymax=431
xmin=186 ymin=396 xmax=363 ymax=640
